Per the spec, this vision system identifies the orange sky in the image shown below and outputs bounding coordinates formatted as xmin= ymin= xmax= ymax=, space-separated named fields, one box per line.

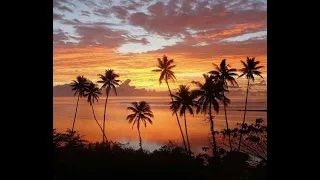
xmin=53 ymin=0 xmax=267 ymax=92
xmin=54 ymin=47 xmax=266 ymax=91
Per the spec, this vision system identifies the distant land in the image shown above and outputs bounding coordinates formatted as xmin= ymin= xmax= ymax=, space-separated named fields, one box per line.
xmin=53 ymin=79 xmax=168 ymax=97
xmin=53 ymin=79 xmax=266 ymax=97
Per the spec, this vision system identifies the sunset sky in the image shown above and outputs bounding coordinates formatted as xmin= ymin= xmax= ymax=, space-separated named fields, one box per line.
xmin=53 ymin=0 xmax=267 ymax=92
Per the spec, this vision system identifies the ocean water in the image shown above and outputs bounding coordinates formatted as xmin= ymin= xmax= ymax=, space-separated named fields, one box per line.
xmin=53 ymin=96 xmax=267 ymax=153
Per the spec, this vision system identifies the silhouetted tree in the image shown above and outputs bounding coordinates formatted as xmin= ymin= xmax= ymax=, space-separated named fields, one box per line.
xmin=219 ymin=118 xmax=267 ymax=162
xmin=192 ymin=74 xmax=230 ymax=155
xmin=126 ymin=101 xmax=154 ymax=149
xmin=70 ymin=75 xmax=88 ymax=132
xmin=170 ymin=85 xmax=198 ymax=153
xmin=152 ymin=55 xmax=188 ymax=152
xmin=209 ymin=59 xmax=238 ymax=151
xmin=84 ymin=82 xmax=107 ymax=141
xmin=97 ymin=69 xmax=120 ymax=142
xmin=238 ymin=57 xmax=264 ymax=151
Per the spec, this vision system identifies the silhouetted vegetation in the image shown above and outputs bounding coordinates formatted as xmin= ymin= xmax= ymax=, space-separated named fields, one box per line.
xmin=53 ymin=122 xmax=267 ymax=180
xmin=238 ymin=57 xmax=264 ymax=151
xmin=70 ymin=75 xmax=88 ymax=132
xmin=209 ymin=59 xmax=238 ymax=151
xmin=170 ymin=85 xmax=198 ymax=154
xmin=152 ymin=55 xmax=188 ymax=152
xmin=126 ymin=101 xmax=154 ymax=150
xmin=56 ymin=56 xmax=266 ymax=179
xmin=192 ymin=74 xmax=230 ymax=155
xmin=97 ymin=69 xmax=120 ymax=142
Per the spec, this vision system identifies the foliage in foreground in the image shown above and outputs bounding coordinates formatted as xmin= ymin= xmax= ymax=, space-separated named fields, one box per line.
xmin=53 ymin=119 xmax=267 ymax=180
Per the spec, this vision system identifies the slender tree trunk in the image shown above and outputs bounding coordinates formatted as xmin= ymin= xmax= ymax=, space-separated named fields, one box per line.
xmin=138 ymin=128 xmax=142 ymax=150
xmin=184 ymin=112 xmax=191 ymax=154
xmin=137 ymin=121 xmax=142 ymax=150
xmin=238 ymin=79 xmax=250 ymax=151
xmin=165 ymin=80 xmax=188 ymax=152
xmin=91 ymin=104 xmax=107 ymax=141
xmin=102 ymin=86 xmax=110 ymax=142
xmin=71 ymin=94 xmax=80 ymax=132
xmin=209 ymin=102 xmax=217 ymax=156
xmin=222 ymin=91 xmax=232 ymax=151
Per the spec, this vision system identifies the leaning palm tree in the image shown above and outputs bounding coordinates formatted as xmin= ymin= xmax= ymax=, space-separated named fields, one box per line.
xmin=70 ymin=75 xmax=88 ymax=132
xmin=209 ymin=59 xmax=238 ymax=151
xmin=170 ymin=85 xmax=198 ymax=154
xmin=97 ymin=69 xmax=120 ymax=142
xmin=152 ymin=55 xmax=188 ymax=152
xmin=126 ymin=101 xmax=154 ymax=150
xmin=84 ymin=82 xmax=107 ymax=141
xmin=238 ymin=57 xmax=264 ymax=151
xmin=192 ymin=74 xmax=230 ymax=155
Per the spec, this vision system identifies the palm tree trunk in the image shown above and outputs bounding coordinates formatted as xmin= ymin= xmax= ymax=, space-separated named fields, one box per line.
xmin=165 ymin=80 xmax=188 ymax=152
xmin=222 ymin=91 xmax=232 ymax=151
xmin=238 ymin=79 xmax=250 ymax=151
xmin=71 ymin=94 xmax=80 ymax=132
xmin=102 ymin=86 xmax=110 ymax=142
xmin=91 ymin=104 xmax=107 ymax=141
xmin=138 ymin=126 xmax=142 ymax=150
xmin=209 ymin=102 xmax=217 ymax=156
xmin=184 ymin=112 xmax=191 ymax=154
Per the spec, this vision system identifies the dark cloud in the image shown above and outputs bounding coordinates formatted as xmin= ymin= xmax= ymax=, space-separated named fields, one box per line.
xmin=146 ymin=38 xmax=266 ymax=58
xmin=74 ymin=25 xmax=128 ymax=48
xmin=120 ymin=0 xmax=145 ymax=11
xmin=128 ymin=0 xmax=266 ymax=37
xmin=53 ymin=29 xmax=69 ymax=44
xmin=59 ymin=18 xmax=116 ymax=26
xmin=147 ymin=1 xmax=166 ymax=16
xmin=81 ymin=10 xmax=91 ymax=16
xmin=53 ymin=13 xmax=64 ymax=20
xmin=112 ymin=6 xmax=129 ymax=19
xmin=94 ymin=8 xmax=111 ymax=17
xmin=53 ymin=0 xmax=74 ymax=13
xmin=127 ymin=38 xmax=150 ymax=45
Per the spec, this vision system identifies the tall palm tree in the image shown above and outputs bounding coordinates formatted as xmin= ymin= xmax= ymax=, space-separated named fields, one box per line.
xmin=152 ymin=55 xmax=188 ymax=152
xmin=84 ymin=82 xmax=107 ymax=141
xmin=238 ymin=57 xmax=264 ymax=151
xmin=170 ymin=85 xmax=198 ymax=154
xmin=209 ymin=59 xmax=238 ymax=151
xmin=192 ymin=74 xmax=230 ymax=155
xmin=70 ymin=75 xmax=88 ymax=132
xmin=126 ymin=101 xmax=154 ymax=150
xmin=97 ymin=69 xmax=120 ymax=142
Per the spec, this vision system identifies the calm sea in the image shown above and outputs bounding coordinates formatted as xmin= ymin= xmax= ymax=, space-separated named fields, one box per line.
xmin=53 ymin=96 xmax=267 ymax=153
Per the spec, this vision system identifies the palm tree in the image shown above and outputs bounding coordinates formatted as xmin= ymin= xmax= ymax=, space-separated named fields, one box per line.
xmin=70 ymin=75 xmax=88 ymax=132
xmin=97 ymin=69 xmax=120 ymax=142
xmin=126 ymin=101 xmax=154 ymax=150
xmin=84 ymin=82 xmax=107 ymax=141
xmin=192 ymin=74 xmax=230 ymax=155
xmin=170 ymin=85 xmax=198 ymax=154
xmin=238 ymin=57 xmax=264 ymax=151
xmin=152 ymin=55 xmax=188 ymax=152
xmin=209 ymin=59 xmax=238 ymax=151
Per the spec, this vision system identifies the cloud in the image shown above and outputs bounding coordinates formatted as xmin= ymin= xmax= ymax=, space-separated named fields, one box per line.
xmin=53 ymin=0 xmax=74 ymax=12
xmin=53 ymin=13 xmax=64 ymax=20
xmin=112 ymin=6 xmax=129 ymax=19
xmin=81 ymin=10 xmax=91 ymax=16
xmin=74 ymin=26 xmax=128 ymax=48
xmin=127 ymin=38 xmax=150 ymax=45
xmin=146 ymin=38 xmax=266 ymax=58
xmin=128 ymin=0 xmax=266 ymax=37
